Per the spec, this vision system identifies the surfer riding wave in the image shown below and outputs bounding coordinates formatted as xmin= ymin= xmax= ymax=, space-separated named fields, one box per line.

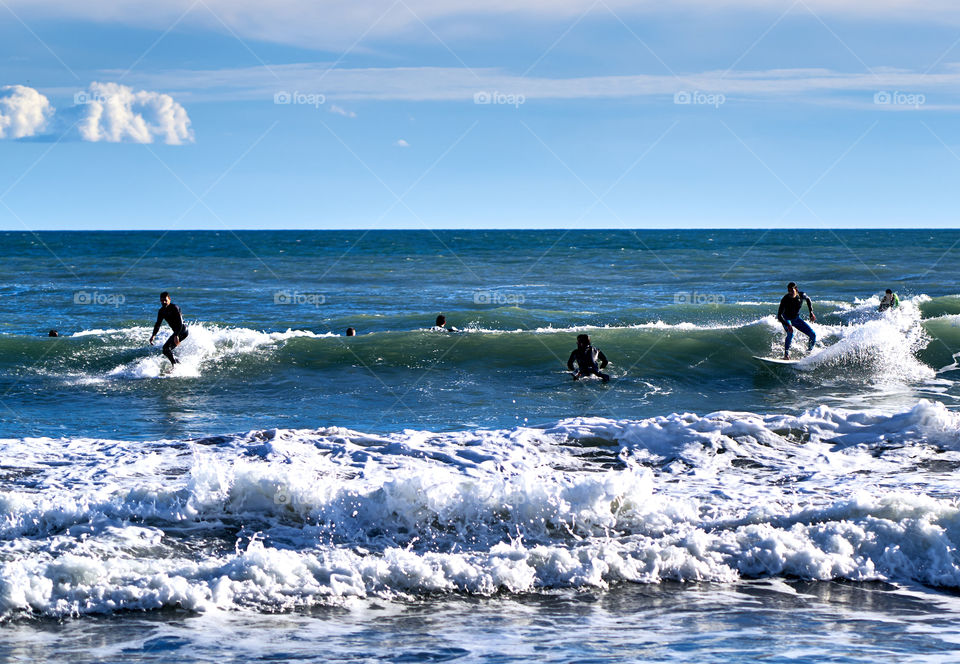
xmin=777 ymin=282 xmax=816 ymax=360
xmin=149 ymin=291 xmax=188 ymax=367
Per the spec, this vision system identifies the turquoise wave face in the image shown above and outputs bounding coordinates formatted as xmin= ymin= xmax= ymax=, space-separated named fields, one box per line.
xmin=0 ymin=230 xmax=958 ymax=439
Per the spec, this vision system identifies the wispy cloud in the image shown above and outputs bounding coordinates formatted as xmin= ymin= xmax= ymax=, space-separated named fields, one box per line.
xmin=329 ymin=104 xmax=357 ymax=118
xmin=98 ymin=63 xmax=960 ymax=108
xmin=5 ymin=0 xmax=960 ymax=50
xmin=394 ymin=138 xmax=410 ymax=147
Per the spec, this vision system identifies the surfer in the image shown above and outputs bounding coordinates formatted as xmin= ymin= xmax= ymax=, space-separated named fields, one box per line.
xmin=777 ymin=282 xmax=816 ymax=359
xmin=433 ymin=314 xmax=457 ymax=332
xmin=878 ymin=289 xmax=900 ymax=312
xmin=149 ymin=291 xmax=189 ymax=366
xmin=346 ymin=327 xmax=356 ymax=336
xmin=567 ymin=333 xmax=610 ymax=382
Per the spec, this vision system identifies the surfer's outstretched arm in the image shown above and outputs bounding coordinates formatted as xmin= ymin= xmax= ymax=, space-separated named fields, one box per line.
xmin=804 ymin=294 xmax=816 ymax=321
xmin=149 ymin=310 xmax=163 ymax=344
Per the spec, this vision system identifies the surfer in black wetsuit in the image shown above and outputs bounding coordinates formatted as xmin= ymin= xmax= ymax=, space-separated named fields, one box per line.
xmin=567 ymin=334 xmax=610 ymax=382
xmin=777 ymin=282 xmax=816 ymax=359
xmin=433 ymin=314 xmax=458 ymax=332
xmin=149 ymin=291 xmax=189 ymax=366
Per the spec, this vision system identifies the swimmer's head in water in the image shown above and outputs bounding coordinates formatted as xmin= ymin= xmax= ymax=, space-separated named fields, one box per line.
xmin=160 ymin=291 xmax=171 ymax=306
xmin=886 ymin=288 xmax=893 ymax=294
xmin=577 ymin=334 xmax=590 ymax=347
xmin=346 ymin=327 xmax=356 ymax=336
xmin=436 ymin=314 xmax=446 ymax=327
xmin=48 ymin=330 xmax=58 ymax=337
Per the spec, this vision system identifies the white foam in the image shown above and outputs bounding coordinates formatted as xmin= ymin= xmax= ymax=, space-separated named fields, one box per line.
xmin=752 ymin=297 xmax=936 ymax=382
xmin=528 ymin=320 xmax=761 ymax=334
xmin=90 ymin=324 xmax=335 ymax=380
xmin=2 ymin=400 xmax=960 ymax=618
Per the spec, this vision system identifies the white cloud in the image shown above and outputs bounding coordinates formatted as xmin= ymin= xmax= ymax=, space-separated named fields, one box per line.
xmin=76 ymin=82 xmax=193 ymax=144
xmin=329 ymin=104 xmax=356 ymax=118
xmin=394 ymin=139 xmax=410 ymax=147
xmin=5 ymin=0 xmax=960 ymax=51
xmin=0 ymin=85 xmax=54 ymax=139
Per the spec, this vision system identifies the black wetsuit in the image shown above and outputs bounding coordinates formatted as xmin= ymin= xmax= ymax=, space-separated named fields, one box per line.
xmin=568 ymin=345 xmax=609 ymax=381
xmin=776 ymin=291 xmax=816 ymax=354
xmin=153 ymin=303 xmax=188 ymax=364
xmin=777 ymin=291 xmax=812 ymax=324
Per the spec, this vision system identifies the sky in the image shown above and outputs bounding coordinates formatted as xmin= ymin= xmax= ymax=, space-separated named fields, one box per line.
xmin=1 ymin=0 xmax=960 ymax=229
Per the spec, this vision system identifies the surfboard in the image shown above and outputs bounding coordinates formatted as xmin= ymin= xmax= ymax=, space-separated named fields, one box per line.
xmin=753 ymin=355 xmax=802 ymax=366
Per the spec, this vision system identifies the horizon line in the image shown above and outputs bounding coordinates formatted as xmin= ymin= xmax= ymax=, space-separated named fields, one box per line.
xmin=3 ymin=226 xmax=959 ymax=232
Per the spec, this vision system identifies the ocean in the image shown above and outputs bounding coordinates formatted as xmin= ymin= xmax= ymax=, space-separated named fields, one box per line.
xmin=2 ymin=229 xmax=960 ymax=662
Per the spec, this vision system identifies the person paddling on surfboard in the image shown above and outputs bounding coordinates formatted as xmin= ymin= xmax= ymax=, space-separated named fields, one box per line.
xmin=777 ymin=282 xmax=816 ymax=360
xmin=568 ymin=334 xmax=610 ymax=382
xmin=149 ymin=291 xmax=189 ymax=367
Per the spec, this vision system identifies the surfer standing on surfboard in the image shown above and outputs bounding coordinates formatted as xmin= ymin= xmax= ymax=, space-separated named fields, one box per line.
xmin=149 ymin=291 xmax=189 ymax=367
xmin=777 ymin=282 xmax=816 ymax=360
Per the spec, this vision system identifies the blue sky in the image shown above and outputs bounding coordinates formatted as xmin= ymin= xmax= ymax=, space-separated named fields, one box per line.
xmin=1 ymin=0 xmax=960 ymax=229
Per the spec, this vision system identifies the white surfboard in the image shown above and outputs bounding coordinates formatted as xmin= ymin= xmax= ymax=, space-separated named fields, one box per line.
xmin=753 ymin=355 xmax=802 ymax=366
xmin=754 ymin=348 xmax=824 ymax=367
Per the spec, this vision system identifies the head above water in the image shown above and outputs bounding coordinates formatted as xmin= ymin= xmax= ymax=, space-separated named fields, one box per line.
xmin=577 ymin=333 xmax=590 ymax=347
xmin=787 ymin=282 xmax=798 ymax=295
xmin=48 ymin=329 xmax=58 ymax=337
xmin=436 ymin=314 xmax=446 ymax=327
xmin=160 ymin=291 xmax=171 ymax=306
xmin=346 ymin=327 xmax=356 ymax=336
xmin=886 ymin=289 xmax=893 ymax=294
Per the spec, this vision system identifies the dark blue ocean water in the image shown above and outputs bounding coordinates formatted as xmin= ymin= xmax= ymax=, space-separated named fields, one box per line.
xmin=1 ymin=229 xmax=958 ymax=439
xmin=2 ymin=230 xmax=960 ymax=662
